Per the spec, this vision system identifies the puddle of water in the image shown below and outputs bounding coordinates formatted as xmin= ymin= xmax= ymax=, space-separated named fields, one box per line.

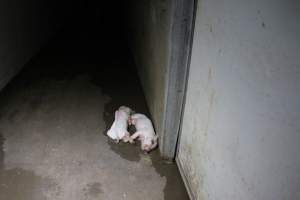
xmin=106 ymin=138 xmax=141 ymax=162
xmin=150 ymin=152 xmax=190 ymax=200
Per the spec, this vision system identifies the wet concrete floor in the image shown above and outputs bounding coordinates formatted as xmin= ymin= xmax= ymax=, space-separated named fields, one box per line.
xmin=0 ymin=27 xmax=189 ymax=200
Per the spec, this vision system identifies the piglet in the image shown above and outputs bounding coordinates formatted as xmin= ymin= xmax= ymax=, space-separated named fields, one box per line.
xmin=128 ymin=113 xmax=158 ymax=153
xmin=107 ymin=106 xmax=132 ymax=143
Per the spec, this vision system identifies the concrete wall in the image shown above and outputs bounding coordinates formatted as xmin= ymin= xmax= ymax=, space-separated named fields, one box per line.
xmin=0 ymin=0 xmax=76 ymax=90
xmin=128 ymin=0 xmax=173 ymax=144
xmin=177 ymin=0 xmax=300 ymax=199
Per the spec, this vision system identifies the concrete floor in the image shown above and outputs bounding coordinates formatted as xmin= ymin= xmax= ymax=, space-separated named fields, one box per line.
xmin=0 ymin=26 xmax=189 ymax=200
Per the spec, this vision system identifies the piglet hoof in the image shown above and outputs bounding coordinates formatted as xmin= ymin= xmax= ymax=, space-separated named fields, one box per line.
xmin=122 ymin=138 xmax=129 ymax=143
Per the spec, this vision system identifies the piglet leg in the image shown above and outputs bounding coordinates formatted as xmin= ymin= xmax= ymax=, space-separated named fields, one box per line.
xmin=129 ymin=131 xmax=142 ymax=144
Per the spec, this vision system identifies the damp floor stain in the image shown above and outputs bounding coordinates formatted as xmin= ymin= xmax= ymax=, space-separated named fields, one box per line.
xmin=0 ymin=168 xmax=58 ymax=200
xmin=84 ymin=182 xmax=103 ymax=198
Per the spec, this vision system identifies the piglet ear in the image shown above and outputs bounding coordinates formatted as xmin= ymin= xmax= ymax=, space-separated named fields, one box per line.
xmin=151 ymin=136 xmax=158 ymax=149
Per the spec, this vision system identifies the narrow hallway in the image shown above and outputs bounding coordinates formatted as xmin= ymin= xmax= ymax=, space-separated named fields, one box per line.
xmin=0 ymin=25 xmax=189 ymax=200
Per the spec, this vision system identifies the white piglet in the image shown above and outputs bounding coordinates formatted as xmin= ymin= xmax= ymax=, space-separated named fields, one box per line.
xmin=129 ymin=113 xmax=158 ymax=153
xmin=107 ymin=106 xmax=132 ymax=143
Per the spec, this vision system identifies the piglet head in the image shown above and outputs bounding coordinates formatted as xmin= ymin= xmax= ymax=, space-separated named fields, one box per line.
xmin=141 ymin=144 xmax=151 ymax=153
